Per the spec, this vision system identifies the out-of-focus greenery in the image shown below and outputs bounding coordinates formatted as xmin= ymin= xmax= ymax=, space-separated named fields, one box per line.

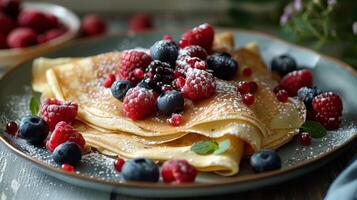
xmin=221 ymin=0 xmax=357 ymax=68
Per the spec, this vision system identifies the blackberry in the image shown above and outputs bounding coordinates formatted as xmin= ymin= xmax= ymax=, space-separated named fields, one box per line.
xmin=297 ymin=87 xmax=322 ymax=110
xmin=144 ymin=60 xmax=174 ymax=93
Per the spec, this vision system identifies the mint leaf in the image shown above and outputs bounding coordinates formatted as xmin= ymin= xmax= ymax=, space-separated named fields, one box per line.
xmin=191 ymin=141 xmax=218 ymax=155
xmin=29 ymin=96 xmax=40 ymax=116
xmin=302 ymin=121 xmax=327 ymax=138
xmin=214 ymin=139 xmax=231 ymax=155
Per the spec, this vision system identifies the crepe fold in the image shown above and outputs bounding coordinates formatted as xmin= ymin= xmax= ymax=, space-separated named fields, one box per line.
xmin=32 ymin=40 xmax=305 ymax=176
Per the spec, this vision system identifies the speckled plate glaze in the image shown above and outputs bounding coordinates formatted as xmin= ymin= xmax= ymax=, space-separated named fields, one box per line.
xmin=0 ymin=29 xmax=356 ymax=198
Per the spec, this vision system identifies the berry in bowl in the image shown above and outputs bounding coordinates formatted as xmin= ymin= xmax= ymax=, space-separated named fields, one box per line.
xmin=0 ymin=0 xmax=80 ymax=68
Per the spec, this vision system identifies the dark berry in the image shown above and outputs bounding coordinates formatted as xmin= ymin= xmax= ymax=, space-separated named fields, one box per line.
xmin=297 ymin=132 xmax=311 ymax=146
xmin=237 ymin=81 xmax=251 ymax=94
xmin=250 ymin=149 xmax=281 ymax=173
xmin=297 ymin=87 xmax=322 ymax=110
xmin=157 ymin=90 xmax=184 ymax=115
xmin=206 ymin=53 xmax=238 ymax=80
xmin=18 ymin=115 xmax=49 ymax=145
xmin=276 ymin=89 xmax=289 ymax=103
xmin=111 ymin=80 xmax=133 ymax=101
xmin=53 ymin=141 xmax=82 ymax=166
xmin=150 ymin=40 xmax=179 ymax=67
xmin=6 ymin=121 xmax=17 ymax=136
xmin=144 ymin=60 xmax=174 ymax=93
xmin=114 ymin=159 xmax=125 ymax=172
xmin=271 ymin=54 xmax=297 ymax=76
xmin=121 ymin=158 xmax=159 ymax=182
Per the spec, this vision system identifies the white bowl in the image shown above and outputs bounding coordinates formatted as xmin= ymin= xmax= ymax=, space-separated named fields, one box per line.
xmin=0 ymin=2 xmax=80 ymax=68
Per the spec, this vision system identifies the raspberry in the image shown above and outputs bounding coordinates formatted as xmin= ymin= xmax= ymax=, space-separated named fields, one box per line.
xmin=144 ymin=60 xmax=174 ymax=93
xmin=37 ymin=28 xmax=67 ymax=43
xmin=276 ymin=89 xmax=289 ymax=103
xmin=312 ymin=92 xmax=343 ymax=130
xmin=114 ymin=158 xmax=125 ymax=172
xmin=280 ymin=69 xmax=313 ymax=96
xmin=46 ymin=121 xmax=85 ymax=152
xmin=179 ymin=45 xmax=208 ymax=60
xmin=161 ymin=160 xmax=197 ymax=183
xmin=128 ymin=14 xmax=153 ymax=33
xmin=119 ymin=50 xmax=152 ymax=84
xmin=80 ymin=15 xmax=107 ymax=37
xmin=181 ymin=68 xmax=216 ymax=100
xmin=174 ymin=76 xmax=186 ymax=89
xmin=103 ymin=74 xmax=116 ymax=88
xmin=168 ymin=113 xmax=184 ymax=126
xmin=185 ymin=57 xmax=207 ymax=70
xmin=40 ymin=99 xmax=78 ymax=131
xmin=7 ymin=28 xmax=37 ymax=48
xmin=18 ymin=10 xmax=53 ymax=33
xmin=123 ymin=86 xmax=158 ymax=120
xmin=0 ymin=0 xmax=20 ymax=18
xmin=179 ymin=23 xmax=214 ymax=52
xmin=0 ymin=14 xmax=15 ymax=35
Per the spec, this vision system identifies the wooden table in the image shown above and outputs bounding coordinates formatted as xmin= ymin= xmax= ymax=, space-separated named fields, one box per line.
xmin=0 ymin=137 xmax=355 ymax=200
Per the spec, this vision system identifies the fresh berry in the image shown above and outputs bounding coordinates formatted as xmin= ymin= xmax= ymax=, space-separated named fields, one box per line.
xmin=121 ymin=158 xmax=159 ymax=182
xmin=242 ymin=67 xmax=253 ymax=77
xmin=163 ymin=35 xmax=173 ymax=41
xmin=181 ymin=68 xmax=216 ymax=100
xmin=133 ymin=68 xmax=145 ymax=80
xmin=128 ymin=14 xmax=153 ymax=33
xmin=144 ymin=60 xmax=174 ymax=93
xmin=312 ymin=92 xmax=343 ymax=130
xmin=185 ymin=57 xmax=207 ymax=70
xmin=280 ymin=69 xmax=313 ymax=96
xmin=44 ymin=14 xmax=60 ymax=29
xmin=161 ymin=160 xmax=197 ymax=183
xmin=0 ymin=14 xmax=15 ymax=35
xmin=276 ymin=89 xmax=289 ymax=103
xmin=179 ymin=23 xmax=214 ymax=52
xmin=6 ymin=121 xmax=18 ymax=136
xmin=114 ymin=158 xmax=125 ymax=172
xmin=18 ymin=115 xmax=49 ymax=145
xmin=53 ymin=141 xmax=82 ymax=166
xmin=157 ymin=90 xmax=184 ymax=115
xmin=80 ymin=15 xmax=107 ymax=37
xmin=40 ymin=98 xmax=78 ymax=131
xmin=7 ymin=28 xmax=37 ymax=48
xmin=178 ymin=45 xmax=208 ymax=60
xmin=297 ymin=87 xmax=322 ymax=110
xmin=242 ymin=93 xmax=256 ymax=106
xmin=237 ymin=81 xmax=251 ymax=94
xmin=150 ymin=40 xmax=179 ymax=67
xmin=168 ymin=113 xmax=184 ymax=126
xmin=297 ymin=132 xmax=311 ymax=146
xmin=0 ymin=34 xmax=7 ymax=49
xmin=18 ymin=10 xmax=53 ymax=33
xmin=123 ymin=86 xmax=158 ymax=120
xmin=0 ymin=0 xmax=21 ymax=18
xmin=46 ymin=121 xmax=86 ymax=152
xmin=37 ymin=28 xmax=67 ymax=43
xmin=206 ymin=53 xmax=238 ymax=80
xmin=173 ymin=76 xmax=186 ymax=89
xmin=119 ymin=50 xmax=152 ymax=83
xmin=249 ymin=81 xmax=258 ymax=93
xmin=271 ymin=54 xmax=297 ymax=76
xmin=250 ymin=149 xmax=281 ymax=173
xmin=103 ymin=74 xmax=116 ymax=88
xmin=61 ymin=164 xmax=75 ymax=172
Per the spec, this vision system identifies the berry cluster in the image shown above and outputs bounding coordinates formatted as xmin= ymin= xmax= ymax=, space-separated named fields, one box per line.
xmin=109 ymin=23 xmax=240 ymax=123
xmin=271 ymin=54 xmax=343 ymax=135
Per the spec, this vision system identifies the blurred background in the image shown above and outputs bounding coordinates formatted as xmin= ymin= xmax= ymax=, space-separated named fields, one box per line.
xmin=2 ymin=0 xmax=357 ymax=68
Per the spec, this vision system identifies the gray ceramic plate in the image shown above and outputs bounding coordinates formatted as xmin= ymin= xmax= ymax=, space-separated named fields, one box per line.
xmin=0 ymin=29 xmax=356 ymax=198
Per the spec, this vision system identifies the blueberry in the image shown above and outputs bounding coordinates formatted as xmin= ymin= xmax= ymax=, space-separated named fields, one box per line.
xmin=18 ymin=115 xmax=49 ymax=145
xmin=206 ymin=53 xmax=238 ymax=80
xmin=297 ymin=87 xmax=322 ymax=110
xmin=250 ymin=149 xmax=281 ymax=173
xmin=121 ymin=158 xmax=159 ymax=182
xmin=111 ymin=80 xmax=133 ymax=101
xmin=53 ymin=141 xmax=82 ymax=166
xmin=271 ymin=54 xmax=297 ymax=76
xmin=150 ymin=40 xmax=178 ymax=67
xmin=157 ymin=90 xmax=184 ymax=115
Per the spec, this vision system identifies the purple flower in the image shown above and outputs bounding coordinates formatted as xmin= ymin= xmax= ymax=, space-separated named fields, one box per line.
xmin=280 ymin=5 xmax=294 ymax=25
xmin=353 ymin=22 xmax=357 ymax=35
xmin=294 ymin=0 xmax=302 ymax=11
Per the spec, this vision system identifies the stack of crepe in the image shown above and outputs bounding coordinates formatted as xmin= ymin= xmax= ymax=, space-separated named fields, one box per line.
xmin=32 ymin=33 xmax=306 ymax=176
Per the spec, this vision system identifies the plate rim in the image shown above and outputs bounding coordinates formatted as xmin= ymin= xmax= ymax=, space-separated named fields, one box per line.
xmin=0 ymin=28 xmax=356 ymax=190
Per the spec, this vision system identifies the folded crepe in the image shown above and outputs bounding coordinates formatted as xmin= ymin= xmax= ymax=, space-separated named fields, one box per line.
xmin=32 ymin=34 xmax=305 ymax=176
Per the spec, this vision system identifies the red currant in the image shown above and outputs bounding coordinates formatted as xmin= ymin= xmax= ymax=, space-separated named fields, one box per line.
xmin=237 ymin=81 xmax=250 ymax=94
xmin=242 ymin=93 xmax=256 ymax=106
xmin=297 ymin=132 xmax=311 ymax=146
xmin=114 ymin=158 xmax=125 ymax=172
xmin=242 ymin=67 xmax=252 ymax=77
xmin=276 ymin=89 xmax=289 ymax=103
xmin=249 ymin=81 xmax=258 ymax=93
xmin=6 ymin=121 xmax=18 ymax=136
xmin=169 ymin=113 xmax=184 ymax=126
xmin=61 ymin=164 xmax=75 ymax=172
xmin=103 ymin=74 xmax=116 ymax=88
